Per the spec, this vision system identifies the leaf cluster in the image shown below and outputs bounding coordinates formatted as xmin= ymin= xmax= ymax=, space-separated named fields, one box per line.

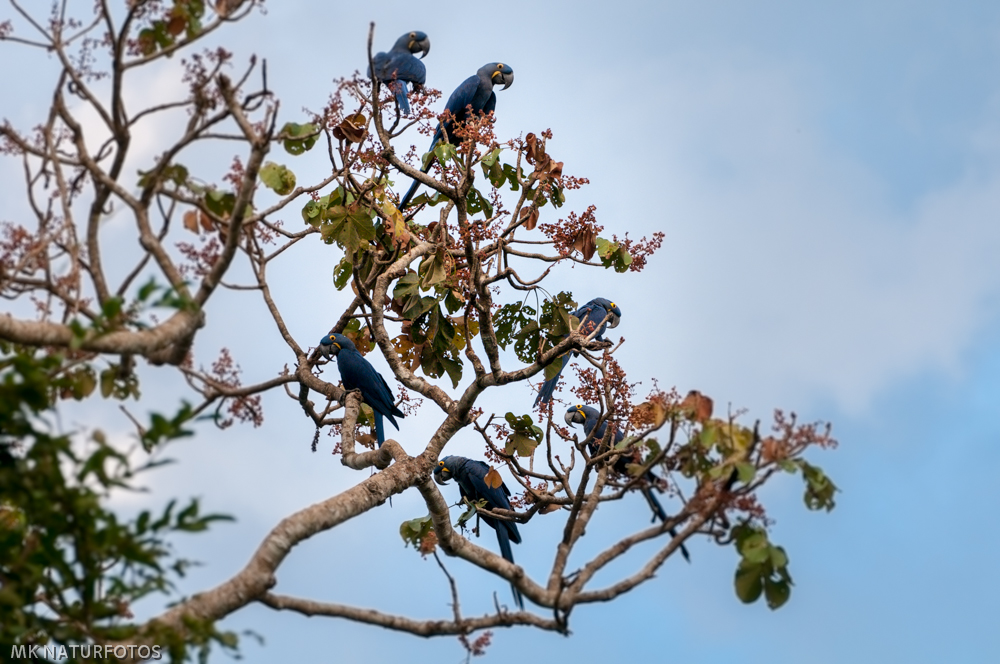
xmin=0 ymin=351 xmax=232 ymax=656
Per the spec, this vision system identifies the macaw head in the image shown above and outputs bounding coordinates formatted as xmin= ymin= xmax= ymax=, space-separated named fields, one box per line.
xmin=480 ymin=62 xmax=514 ymax=90
xmin=592 ymin=297 xmax=622 ymax=329
xmin=318 ymin=332 xmax=355 ymax=359
xmin=565 ymin=404 xmax=598 ymax=428
xmin=434 ymin=455 xmax=461 ymax=485
xmin=405 ymin=31 xmax=430 ymax=58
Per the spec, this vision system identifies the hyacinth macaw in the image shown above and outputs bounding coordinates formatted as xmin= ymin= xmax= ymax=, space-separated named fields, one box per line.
xmin=534 ymin=298 xmax=622 ymax=408
xmin=371 ymin=30 xmax=430 ymax=115
xmin=398 ymin=62 xmax=515 ymax=210
xmin=434 ymin=455 xmax=524 ymax=609
xmin=565 ymin=404 xmax=691 ymax=562
xmin=319 ymin=332 xmax=405 ymax=447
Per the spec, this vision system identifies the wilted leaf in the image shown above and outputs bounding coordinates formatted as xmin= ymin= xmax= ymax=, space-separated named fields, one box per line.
xmin=572 ymin=227 xmax=597 ymax=261
xmin=333 ymin=113 xmax=367 ymax=143
xmin=519 ymin=205 xmax=539 ymax=230
xmin=635 ymin=400 xmax=668 ymax=429
xmin=483 ymin=467 xmax=504 ymax=489
xmin=183 ymin=210 xmax=199 ymax=233
xmin=680 ymin=390 xmax=713 ymax=423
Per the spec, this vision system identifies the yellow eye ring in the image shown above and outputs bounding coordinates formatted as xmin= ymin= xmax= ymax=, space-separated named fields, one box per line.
xmin=410 ymin=32 xmax=416 ymax=38
xmin=609 ymin=302 xmax=616 ymax=308
xmin=497 ymin=63 xmax=504 ymax=69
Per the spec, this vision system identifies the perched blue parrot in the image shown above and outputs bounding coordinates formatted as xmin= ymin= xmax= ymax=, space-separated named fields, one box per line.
xmin=434 ymin=455 xmax=524 ymax=609
xmin=398 ymin=62 xmax=515 ymax=210
xmin=565 ymin=404 xmax=691 ymax=562
xmin=319 ymin=332 xmax=405 ymax=447
xmin=370 ymin=30 xmax=430 ymax=116
xmin=534 ymin=298 xmax=622 ymax=408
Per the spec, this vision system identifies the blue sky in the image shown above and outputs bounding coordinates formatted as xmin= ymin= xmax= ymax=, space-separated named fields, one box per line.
xmin=3 ymin=1 xmax=1000 ymax=662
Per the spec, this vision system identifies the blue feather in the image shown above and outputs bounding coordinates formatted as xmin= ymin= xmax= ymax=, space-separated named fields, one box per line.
xmin=399 ymin=62 xmax=513 ymax=210
xmin=567 ymin=405 xmax=691 ymax=562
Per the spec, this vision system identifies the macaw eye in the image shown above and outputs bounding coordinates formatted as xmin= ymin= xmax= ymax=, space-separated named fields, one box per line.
xmin=410 ymin=32 xmax=416 ymax=38
xmin=575 ymin=404 xmax=583 ymax=409
xmin=497 ymin=63 xmax=504 ymax=69
xmin=609 ymin=302 xmax=616 ymax=308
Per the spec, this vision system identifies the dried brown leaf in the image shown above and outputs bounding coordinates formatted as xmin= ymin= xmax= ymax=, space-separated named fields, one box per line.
xmin=484 ymin=467 xmax=504 ymax=489
xmin=519 ymin=205 xmax=539 ymax=231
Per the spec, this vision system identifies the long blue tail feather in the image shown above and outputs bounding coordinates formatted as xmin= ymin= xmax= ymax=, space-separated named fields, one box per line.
xmin=375 ymin=412 xmax=385 ymax=448
xmin=641 ymin=484 xmax=690 ymax=562
xmin=534 ymin=354 xmax=571 ymax=408
xmin=496 ymin=526 xmax=524 ymax=610
xmin=388 ymin=80 xmax=410 ymax=115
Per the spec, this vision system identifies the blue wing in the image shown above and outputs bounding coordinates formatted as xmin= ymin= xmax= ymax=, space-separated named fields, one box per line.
xmin=372 ymin=47 xmax=426 ymax=116
xmin=458 ymin=459 xmax=524 ymax=609
xmin=399 ymin=75 xmax=482 ymax=210
xmin=337 ymin=350 xmax=404 ymax=446
xmin=583 ymin=412 xmax=690 ymax=562
xmin=534 ymin=353 xmax=570 ymax=408
xmin=482 ymin=91 xmax=497 ymax=116
xmin=576 ymin=302 xmax=610 ymax=341
xmin=534 ymin=302 xmax=610 ymax=408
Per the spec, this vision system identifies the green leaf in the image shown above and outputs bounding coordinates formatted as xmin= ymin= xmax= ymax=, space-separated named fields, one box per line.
xmin=504 ymin=412 xmax=543 ymax=457
xmin=399 ymin=514 xmax=434 ymax=549
xmin=259 ymin=161 xmax=297 ymax=195
xmin=319 ymin=205 xmax=376 ymax=256
xmin=734 ymin=560 xmax=764 ymax=603
xmin=433 ymin=142 xmax=457 ymax=164
xmin=735 ymin=461 xmax=756 ymax=484
xmin=408 ymin=190 xmax=451 ymax=207
xmin=481 ymin=148 xmax=505 ymax=187
xmin=739 ymin=531 xmax=771 ymax=565
xmin=332 ymin=257 xmax=353 ymax=290
xmin=800 ymin=461 xmax=838 ymax=511
xmin=280 ymin=122 xmax=320 ymax=155
xmin=494 ymin=302 xmax=535 ymax=351
xmin=418 ymin=249 xmax=449 ymax=290
xmin=769 ymin=545 xmax=789 ymax=569
xmin=204 ymin=189 xmax=236 ymax=218
xmin=466 ymin=186 xmax=493 ymax=216
xmin=502 ymin=163 xmax=522 ymax=191
xmin=764 ymin=578 xmax=791 ymax=609
xmin=543 ymin=356 xmax=565 ymax=381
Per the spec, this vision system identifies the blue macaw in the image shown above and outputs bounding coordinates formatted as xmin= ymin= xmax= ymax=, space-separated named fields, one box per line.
xmin=371 ymin=31 xmax=430 ymax=116
xmin=319 ymin=332 xmax=405 ymax=447
xmin=398 ymin=62 xmax=515 ymax=210
xmin=565 ymin=404 xmax=691 ymax=562
xmin=434 ymin=455 xmax=524 ymax=609
xmin=534 ymin=298 xmax=622 ymax=408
